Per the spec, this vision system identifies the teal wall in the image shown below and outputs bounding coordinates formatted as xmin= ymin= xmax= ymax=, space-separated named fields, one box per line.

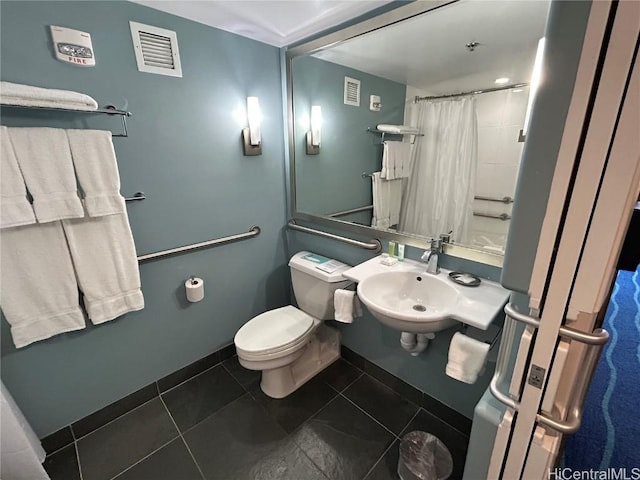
xmin=0 ymin=1 xmax=290 ymax=436
xmin=287 ymin=230 xmax=503 ymax=418
xmin=292 ymin=55 xmax=406 ymax=223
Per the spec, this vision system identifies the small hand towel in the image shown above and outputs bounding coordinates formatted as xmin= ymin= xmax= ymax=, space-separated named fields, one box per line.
xmin=8 ymin=128 xmax=84 ymax=223
xmin=62 ymin=212 xmax=144 ymax=324
xmin=333 ymin=289 xmax=362 ymax=323
xmin=446 ymin=332 xmax=490 ymax=384
xmin=382 ymin=141 xmax=413 ymax=179
xmin=0 ymin=222 xmax=86 ymax=348
xmin=0 ymin=127 xmax=36 ymax=228
xmin=66 ymin=130 xmax=125 ymax=217
xmin=0 ymin=81 xmax=98 ymax=111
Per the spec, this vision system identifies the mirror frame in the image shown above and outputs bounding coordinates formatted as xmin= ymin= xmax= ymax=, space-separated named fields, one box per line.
xmin=287 ymin=0 xmax=504 ymax=268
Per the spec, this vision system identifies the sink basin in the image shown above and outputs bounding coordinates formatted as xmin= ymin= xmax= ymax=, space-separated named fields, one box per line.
xmin=357 ymin=271 xmax=460 ymax=333
xmin=345 ymin=256 xmax=511 ymax=333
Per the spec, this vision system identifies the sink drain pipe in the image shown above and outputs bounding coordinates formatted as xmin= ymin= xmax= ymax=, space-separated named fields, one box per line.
xmin=400 ymin=332 xmax=435 ymax=356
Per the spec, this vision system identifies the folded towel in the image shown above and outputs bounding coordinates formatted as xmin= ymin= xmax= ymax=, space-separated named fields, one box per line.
xmin=8 ymin=128 xmax=84 ymax=223
xmin=0 ymin=127 xmax=36 ymax=228
xmin=0 ymin=222 xmax=86 ymax=348
xmin=0 ymin=81 xmax=98 ymax=111
xmin=382 ymin=141 xmax=413 ymax=180
xmin=446 ymin=332 xmax=490 ymax=384
xmin=371 ymin=172 xmax=403 ymax=229
xmin=376 ymin=124 xmax=420 ymax=135
xmin=62 ymin=212 xmax=144 ymax=324
xmin=66 ymin=130 xmax=125 ymax=217
xmin=334 ymin=289 xmax=362 ymax=323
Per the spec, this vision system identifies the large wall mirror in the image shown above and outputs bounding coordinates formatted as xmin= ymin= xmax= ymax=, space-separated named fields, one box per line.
xmin=288 ymin=0 xmax=550 ymax=266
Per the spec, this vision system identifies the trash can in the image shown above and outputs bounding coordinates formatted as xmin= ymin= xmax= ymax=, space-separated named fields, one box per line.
xmin=397 ymin=431 xmax=453 ymax=480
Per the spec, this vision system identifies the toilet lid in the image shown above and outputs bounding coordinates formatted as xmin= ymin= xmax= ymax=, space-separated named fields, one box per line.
xmin=234 ymin=305 xmax=315 ymax=354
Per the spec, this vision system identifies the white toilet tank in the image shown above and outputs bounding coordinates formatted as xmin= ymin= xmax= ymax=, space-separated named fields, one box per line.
xmin=288 ymin=251 xmax=353 ymax=320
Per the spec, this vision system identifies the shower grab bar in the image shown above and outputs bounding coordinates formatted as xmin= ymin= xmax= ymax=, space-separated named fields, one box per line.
xmin=474 ymin=212 xmax=511 ymax=221
xmin=0 ymin=104 xmax=132 ymax=137
xmin=489 ymin=303 xmax=609 ymax=434
xmin=137 ymin=225 xmax=260 ymax=263
xmin=474 ymin=195 xmax=514 ymax=204
xmin=125 ymin=192 xmax=146 ymax=202
xmin=287 ymin=219 xmax=381 ymax=252
xmin=328 ymin=205 xmax=373 ymax=218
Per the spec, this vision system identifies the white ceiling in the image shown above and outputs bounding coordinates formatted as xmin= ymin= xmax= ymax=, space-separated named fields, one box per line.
xmin=313 ymin=0 xmax=550 ymax=94
xmin=132 ymin=0 xmax=392 ymax=47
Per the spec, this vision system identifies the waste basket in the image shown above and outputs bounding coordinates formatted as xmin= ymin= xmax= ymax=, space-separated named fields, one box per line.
xmin=397 ymin=431 xmax=453 ymax=480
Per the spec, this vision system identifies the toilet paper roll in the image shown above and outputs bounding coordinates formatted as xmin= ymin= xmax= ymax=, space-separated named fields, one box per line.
xmin=185 ymin=277 xmax=204 ymax=303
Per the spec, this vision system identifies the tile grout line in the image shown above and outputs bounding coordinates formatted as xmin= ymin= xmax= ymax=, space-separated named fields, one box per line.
xmin=158 ymin=394 xmax=207 ymax=480
xmin=107 ymin=437 xmax=178 ymax=480
xmin=361 ymin=437 xmax=397 ymax=480
xmin=337 ymin=391 xmax=399 ymax=439
xmin=74 ymin=441 xmax=84 ymax=480
xmin=159 ymin=360 xmax=225 ymax=395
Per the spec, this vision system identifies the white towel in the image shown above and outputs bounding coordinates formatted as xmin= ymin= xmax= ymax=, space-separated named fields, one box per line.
xmin=376 ymin=124 xmax=420 ymax=135
xmin=8 ymin=128 xmax=84 ymax=223
xmin=0 ymin=222 xmax=86 ymax=348
xmin=62 ymin=212 xmax=144 ymax=324
xmin=371 ymin=172 xmax=403 ymax=229
xmin=446 ymin=332 xmax=490 ymax=384
xmin=66 ymin=130 xmax=125 ymax=217
xmin=1 ymin=383 xmax=50 ymax=480
xmin=0 ymin=81 xmax=98 ymax=111
xmin=0 ymin=127 xmax=36 ymax=228
xmin=333 ymin=289 xmax=362 ymax=323
xmin=382 ymin=141 xmax=413 ymax=180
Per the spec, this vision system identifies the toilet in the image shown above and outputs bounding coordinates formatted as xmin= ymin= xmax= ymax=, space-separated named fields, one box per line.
xmin=234 ymin=251 xmax=352 ymax=398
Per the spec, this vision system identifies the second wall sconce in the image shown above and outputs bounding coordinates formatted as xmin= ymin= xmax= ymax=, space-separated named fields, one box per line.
xmin=306 ymin=105 xmax=322 ymax=155
xmin=242 ymin=96 xmax=262 ymax=156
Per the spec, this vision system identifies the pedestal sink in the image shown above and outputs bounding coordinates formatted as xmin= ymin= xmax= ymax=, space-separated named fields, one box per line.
xmin=357 ymin=271 xmax=459 ymax=333
xmin=344 ymin=256 xmax=511 ymax=333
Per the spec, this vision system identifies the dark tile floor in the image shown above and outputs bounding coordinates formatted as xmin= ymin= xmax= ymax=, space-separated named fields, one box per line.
xmin=44 ymin=357 xmax=469 ymax=480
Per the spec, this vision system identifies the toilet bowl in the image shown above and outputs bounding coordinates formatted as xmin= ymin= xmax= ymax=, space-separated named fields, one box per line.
xmin=234 ymin=251 xmax=352 ymax=398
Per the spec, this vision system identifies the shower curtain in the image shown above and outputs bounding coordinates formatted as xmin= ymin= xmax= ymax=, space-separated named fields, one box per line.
xmin=399 ymin=97 xmax=478 ymax=243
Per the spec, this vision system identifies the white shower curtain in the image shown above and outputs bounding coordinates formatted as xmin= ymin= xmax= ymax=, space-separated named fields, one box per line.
xmin=399 ymin=97 xmax=478 ymax=243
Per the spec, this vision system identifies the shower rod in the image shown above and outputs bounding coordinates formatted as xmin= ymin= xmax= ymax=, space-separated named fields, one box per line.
xmin=414 ymin=83 xmax=529 ymax=102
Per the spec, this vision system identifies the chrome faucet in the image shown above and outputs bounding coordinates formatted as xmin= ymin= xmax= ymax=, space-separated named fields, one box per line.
xmin=421 ymin=238 xmax=442 ymax=274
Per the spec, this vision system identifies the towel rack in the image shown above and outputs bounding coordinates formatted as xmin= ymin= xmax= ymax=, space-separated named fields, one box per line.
xmin=366 ymin=127 xmax=423 ymax=145
xmin=474 ymin=195 xmax=514 ymax=204
xmin=474 ymin=212 xmax=511 ymax=221
xmin=288 ymin=219 xmax=381 ymax=252
xmin=137 ymin=225 xmax=260 ymax=263
xmin=0 ymin=104 xmax=132 ymax=137
xmin=125 ymin=192 xmax=146 ymax=202
xmin=328 ymin=205 xmax=373 ymax=218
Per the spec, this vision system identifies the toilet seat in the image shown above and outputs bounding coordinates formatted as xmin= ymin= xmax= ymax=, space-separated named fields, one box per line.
xmin=235 ymin=305 xmax=316 ymax=359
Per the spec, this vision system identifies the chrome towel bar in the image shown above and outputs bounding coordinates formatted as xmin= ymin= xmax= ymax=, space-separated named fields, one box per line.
xmin=489 ymin=303 xmax=609 ymax=434
xmin=287 ymin=219 xmax=381 ymax=252
xmin=328 ymin=205 xmax=373 ymax=218
xmin=0 ymin=104 xmax=132 ymax=137
xmin=137 ymin=226 xmax=260 ymax=263
xmin=125 ymin=192 xmax=146 ymax=202
xmin=474 ymin=195 xmax=514 ymax=204
xmin=473 ymin=212 xmax=511 ymax=221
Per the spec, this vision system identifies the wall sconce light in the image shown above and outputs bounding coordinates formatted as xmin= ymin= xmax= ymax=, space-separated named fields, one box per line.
xmin=242 ymin=96 xmax=262 ymax=156
xmin=520 ymin=37 xmax=546 ymax=142
xmin=306 ymin=105 xmax=322 ymax=155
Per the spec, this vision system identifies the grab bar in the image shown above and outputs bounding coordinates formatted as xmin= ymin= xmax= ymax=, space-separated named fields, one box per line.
xmin=474 ymin=212 xmax=511 ymax=221
xmin=328 ymin=205 xmax=373 ymax=218
xmin=474 ymin=195 xmax=514 ymax=204
xmin=137 ymin=225 xmax=260 ymax=263
xmin=125 ymin=192 xmax=146 ymax=202
xmin=489 ymin=303 xmax=609 ymax=434
xmin=287 ymin=219 xmax=381 ymax=252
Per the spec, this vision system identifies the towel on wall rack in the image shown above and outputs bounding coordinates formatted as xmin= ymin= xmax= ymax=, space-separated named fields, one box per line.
xmin=67 ymin=129 xmax=126 ymax=217
xmin=382 ymin=141 xmax=413 ymax=180
xmin=0 ymin=81 xmax=98 ymax=111
xmin=0 ymin=127 xmax=36 ymax=228
xmin=8 ymin=127 xmax=84 ymax=223
xmin=376 ymin=124 xmax=420 ymax=135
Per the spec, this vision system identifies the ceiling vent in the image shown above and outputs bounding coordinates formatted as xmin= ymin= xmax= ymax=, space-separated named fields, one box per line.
xmin=344 ymin=76 xmax=361 ymax=106
xmin=130 ymin=21 xmax=182 ymax=77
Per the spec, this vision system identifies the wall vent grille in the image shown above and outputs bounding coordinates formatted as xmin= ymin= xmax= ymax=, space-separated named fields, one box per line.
xmin=130 ymin=22 xmax=182 ymax=77
xmin=344 ymin=76 xmax=361 ymax=106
